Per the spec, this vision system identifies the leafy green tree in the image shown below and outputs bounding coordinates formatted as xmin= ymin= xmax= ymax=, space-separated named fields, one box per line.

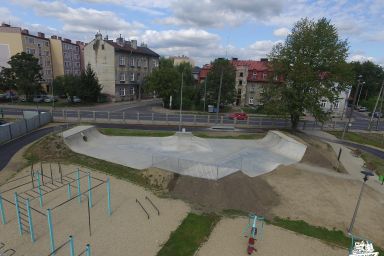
xmin=266 ymin=17 xmax=352 ymax=129
xmin=205 ymin=58 xmax=236 ymax=107
xmin=79 ymin=64 xmax=102 ymax=102
xmin=0 ymin=52 xmax=42 ymax=99
xmin=350 ymin=61 xmax=384 ymax=103
xmin=52 ymin=75 xmax=80 ymax=97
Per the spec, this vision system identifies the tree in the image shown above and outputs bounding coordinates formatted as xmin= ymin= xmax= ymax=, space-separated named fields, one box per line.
xmin=205 ymin=58 xmax=236 ymax=107
xmin=0 ymin=52 xmax=42 ymax=99
xmin=52 ymin=75 xmax=80 ymax=97
xmin=266 ymin=18 xmax=352 ymax=129
xmin=145 ymin=58 xmax=181 ymax=108
xmin=79 ymin=64 xmax=102 ymax=102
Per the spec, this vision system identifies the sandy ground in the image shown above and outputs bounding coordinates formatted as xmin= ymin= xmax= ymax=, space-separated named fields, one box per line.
xmin=263 ymin=166 xmax=384 ymax=248
xmin=197 ymin=217 xmax=347 ymax=256
xmin=0 ymin=163 xmax=190 ymax=255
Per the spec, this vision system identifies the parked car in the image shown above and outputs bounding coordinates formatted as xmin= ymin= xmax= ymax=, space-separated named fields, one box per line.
xmin=357 ymin=106 xmax=368 ymax=112
xmin=33 ymin=95 xmax=45 ymax=103
xmin=228 ymin=112 xmax=248 ymax=120
xmin=72 ymin=96 xmax=81 ymax=103
xmin=368 ymin=112 xmax=383 ymax=118
xmin=43 ymin=95 xmax=58 ymax=103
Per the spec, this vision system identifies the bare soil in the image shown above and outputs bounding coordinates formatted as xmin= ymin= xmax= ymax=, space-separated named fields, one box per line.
xmin=169 ymin=171 xmax=280 ymax=218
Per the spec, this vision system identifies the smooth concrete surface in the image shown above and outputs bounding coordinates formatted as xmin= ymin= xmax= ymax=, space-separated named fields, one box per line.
xmin=63 ymin=126 xmax=307 ymax=180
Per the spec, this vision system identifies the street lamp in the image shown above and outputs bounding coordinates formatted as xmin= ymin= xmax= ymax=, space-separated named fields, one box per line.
xmin=347 ymin=170 xmax=374 ymax=234
xmin=356 ymin=81 xmax=366 ymax=108
xmin=342 ymin=75 xmax=363 ymax=139
xmin=179 ymin=70 xmax=184 ymax=132
xmin=215 ymin=68 xmax=223 ymax=124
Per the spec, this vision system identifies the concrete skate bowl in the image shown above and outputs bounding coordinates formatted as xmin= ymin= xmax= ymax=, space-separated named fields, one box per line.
xmin=63 ymin=126 xmax=307 ymax=180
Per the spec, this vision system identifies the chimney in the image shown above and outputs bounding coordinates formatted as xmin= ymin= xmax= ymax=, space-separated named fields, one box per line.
xmin=51 ymin=35 xmax=57 ymax=39
xmin=58 ymin=36 xmax=62 ymax=40
xmin=116 ymin=34 xmax=124 ymax=46
xmin=1 ymin=23 xmax=10 ymax=27
xmin=131 ymin=39 xmax=137 ymax=49
xmin=260 ymin=58 xmax=268 ymax=62
xmin=232 ymin=57 xmax=238 ymax=61
xmin=21 ymin=29 xmax=29 ymax=34
xmin=64 ymin=38 xmax=71 ymax=43
xmin=37 ymin=32 xmax=45 ymax=38
xmin=95 ymin=32 xmax=102 ymax=41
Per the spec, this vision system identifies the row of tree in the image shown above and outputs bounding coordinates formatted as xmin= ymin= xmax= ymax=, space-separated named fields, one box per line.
xmin=0 ymin=52 xmax=102 ymax=102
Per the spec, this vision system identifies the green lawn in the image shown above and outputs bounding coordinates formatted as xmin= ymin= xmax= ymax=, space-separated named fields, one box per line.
xmin=328 ymin=131 xmax=384 ymax=150
xmin=157 ymin=213 xmax=220 ymax=256
xmin=360 ymin=152 xmax=384 ymax=176
xmin=270 ymin=217 xmax=384 ymax=255
xmin=98 ymin=128 xmax=175 ymax=137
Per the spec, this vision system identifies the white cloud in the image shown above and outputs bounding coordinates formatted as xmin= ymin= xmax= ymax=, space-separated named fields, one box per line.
xmin=159 ymin=0 xmax=284 ymax=27
xmin=273 ymin=27 xmax=289 ymax=37
xmin=349 ymin=54 xmax=375 ymax=63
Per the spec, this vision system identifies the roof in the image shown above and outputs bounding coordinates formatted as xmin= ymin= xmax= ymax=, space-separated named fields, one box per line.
xmin=106 ymin=41 xmax=160 ymax=57
xmin=231 ymin=60 xmax=270 ymax=71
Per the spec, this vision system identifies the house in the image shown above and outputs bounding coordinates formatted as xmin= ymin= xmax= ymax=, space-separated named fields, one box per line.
xmin=84 ymin=33 xmax=160 ymax=101
xmin=0 ymin=23 xmax=54 ymax=92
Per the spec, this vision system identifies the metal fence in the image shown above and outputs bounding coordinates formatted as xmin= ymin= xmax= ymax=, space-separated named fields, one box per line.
xmin=0 ymin=112 xmax=52 ymax=144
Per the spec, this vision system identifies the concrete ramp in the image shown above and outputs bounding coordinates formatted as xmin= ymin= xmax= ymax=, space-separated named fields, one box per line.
xmin=63 ymin=126 xmax=307 ymax=180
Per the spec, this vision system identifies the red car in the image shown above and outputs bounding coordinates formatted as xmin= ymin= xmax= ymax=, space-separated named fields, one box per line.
xmin=229 ymin=112 xmax=248 ymax=120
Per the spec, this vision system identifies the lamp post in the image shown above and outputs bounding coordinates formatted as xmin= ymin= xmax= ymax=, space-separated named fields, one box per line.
xmin=356 ymin=82 xmax=366 ymax=108
xmin=215 ymin=68 xmax=223 ymax=124
xmin=179 ymin=70 xmax=184 ymax=132
xmin=342 ymin=75 xmax=362 ymax=139
xmin=348 ymin=170 xmax=374 ymax=234
xmin=203 ymin=77 xmax=207 ymax=112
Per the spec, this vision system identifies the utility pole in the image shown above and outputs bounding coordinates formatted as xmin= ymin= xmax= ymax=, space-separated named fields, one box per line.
xmin=376 ymin=83 xmax=384 ymax=130
xmin=203 ymin=77 xmax=207 ymax=112
xmin=368 ymin=81 xmax=384 ymax=131
xmin=215 ymin=69 xmax=223 ymax=124
xmin=342 ymin=75 xmax=362 ymax=139
xmin=179 ymin=70 xmax=184 ymax=131
xmin=356 ymin=82 xmax=365 ymax=108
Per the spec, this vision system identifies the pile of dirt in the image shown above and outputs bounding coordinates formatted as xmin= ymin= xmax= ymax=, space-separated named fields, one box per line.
xmin=169 ymin=171 xmax=280 ymax=217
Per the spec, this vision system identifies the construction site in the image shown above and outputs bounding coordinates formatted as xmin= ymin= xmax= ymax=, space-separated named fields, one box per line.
xmin=0 ymin=125 xmax=383 ymax=255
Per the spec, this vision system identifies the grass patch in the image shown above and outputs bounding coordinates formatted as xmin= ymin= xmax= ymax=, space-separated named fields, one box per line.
xmin=157 ymin=213 xmax=220 ymax=256
xmin=98 ymin=128 xmax=175 ymax=137
xmin=270 ymin=217 xmax=384 ymax=255
xmin=360 ymin=152 xmax=384 ymax=176
xmin=193 ymin=132 xmax=265 ymax=140
xmin=23 ymin=134 xmax=154 ymax=189
xmin=221 ymin=209 xmax=248 ymax=218
xmin=328 ymin=131 xmax=384 ymax=150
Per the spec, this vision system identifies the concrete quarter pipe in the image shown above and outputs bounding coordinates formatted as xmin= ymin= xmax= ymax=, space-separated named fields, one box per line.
xmin=63 ymin=126 xmax=307 ymax=180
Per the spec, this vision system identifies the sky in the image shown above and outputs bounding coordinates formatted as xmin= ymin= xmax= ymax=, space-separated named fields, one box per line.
xmin=1 ymin=0 xmax=384 ymax=66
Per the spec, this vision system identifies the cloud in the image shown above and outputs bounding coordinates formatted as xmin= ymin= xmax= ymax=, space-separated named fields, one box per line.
xmin=273 ymin=27 xmax=289 ymax=37
xmin=349 ymin=54 xmax=375 ymax=63
xmin=159 ymin=0 xmax=284 ymax=27
xmin=11 ymin=0 xmax=144 ymax=35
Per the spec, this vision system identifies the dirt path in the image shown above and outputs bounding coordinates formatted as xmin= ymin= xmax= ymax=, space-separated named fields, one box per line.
xmin=0 ymin=163 xmax=190 ymax=255
xmin=198 ymin=217 xmax=347 ymax=256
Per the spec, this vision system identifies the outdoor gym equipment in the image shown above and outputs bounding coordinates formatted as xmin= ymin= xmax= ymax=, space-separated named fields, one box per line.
xmin=47 ymin=236 xmax=91 ymax=256
xmin=348 ymin=234 xmax=378 ymax=256
xmin=242 ymin=213 xmax=264 ymax=255
xmin=379 ymin=175 xmax=384 ymax=185
xmin=145 ymin=196 xmax=160 ymax=215
xmin=136 ymin=199 xmax=150 ymax=219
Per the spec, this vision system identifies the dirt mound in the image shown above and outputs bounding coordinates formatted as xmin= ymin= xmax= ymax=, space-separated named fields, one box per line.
xmin=169 ymin=171 xmax=280 ymax=217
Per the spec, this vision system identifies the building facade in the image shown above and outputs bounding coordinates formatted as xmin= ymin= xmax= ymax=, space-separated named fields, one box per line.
xmin=170 ymin=55 xmax=195 ymax=67
xmin=84 ymin=33 xmax=160 ymax=101
xmin=0 ymin=23 xmax=54 ymax=91
xmin=50 ymin=36 xmax=82 ymax=77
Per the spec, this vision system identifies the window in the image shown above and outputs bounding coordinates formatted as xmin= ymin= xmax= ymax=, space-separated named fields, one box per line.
xmin=45 ymin=70 xmax=51 ymax=75
xmin=239 ymin=72 xmax=243 ymax=77
xmin=130 ymin=57 xmax=135 ymax=67
xmin=46 ymin=60 xmax=51 ymax=66
xmin=44 ymin=42 xmax=49 ymax=47
xmin=239 ymin=80 xmax=242 ymax=85
xmin=119 ymin=87 xmax=126 ymax=96
xmin=249 ymin=96 xmax=254 ymax=105
xmin=333 ymin=101 xmax=339 ymax=109
xmin=26 ymin=48 xmax=35 ymax=55
xmin=101 ymin=44 xmax=105 ymax=50
xmin=252 ymin=72 xmax=257 ymax=80
xmin=119 ymin=56 xmax=125 ymax=66
xmin=320 ymin=99 xmax=327 ymax=108
xmin=120 ymin=73 xmax=126 ymax=82
xmin=142 ymin=59 xmax=147 ymax=68
xmin=153 ymin=59 xmax=158 ymax=67
xmin=250 ymin=86 xmax=255 ymax=93
xmin=130 ymin=87 xmax=135 ymax=95
xmin=137 ymin=58 xmax=141 ymax=67
xmin=28 ymin=37 xmax=34 ymax=44
xmin=75 ymin=62 xmax=80 ymax=68
xmin=263 ymin=73 xmax=267 ymax=79
xmin=44 ymin=50 xmax=49 ymax=56
xmin=130 ymin=73 xmax=135 ymax=81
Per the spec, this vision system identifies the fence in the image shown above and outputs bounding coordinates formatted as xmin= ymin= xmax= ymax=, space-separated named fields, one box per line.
xmin=0 ymin=112 xmax=52 ymax=144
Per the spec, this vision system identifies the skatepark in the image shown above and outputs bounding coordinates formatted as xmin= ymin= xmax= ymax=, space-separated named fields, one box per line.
xmin=63 ymin=126 xmax=307 ymax=180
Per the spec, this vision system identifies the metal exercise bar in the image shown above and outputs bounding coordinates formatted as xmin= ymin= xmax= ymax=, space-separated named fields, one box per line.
xmin=145 ymin=196 xmax=160 ymax=215
xmin=136 ymin=199 xmax=150 ymax=219
xmin=0 ymin=195 xmax=46 ymax=216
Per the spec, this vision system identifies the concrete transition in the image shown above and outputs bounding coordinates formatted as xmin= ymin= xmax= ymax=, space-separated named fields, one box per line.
xmin=63 ymin=126 xmax=307 ymax=180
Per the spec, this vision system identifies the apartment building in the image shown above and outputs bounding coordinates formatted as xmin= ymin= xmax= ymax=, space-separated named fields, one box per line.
xmin=84 ymin=33 xmax=160 ymax=101
xmin=50 ymin=35 xmax=82 ymax=77
xmin=170 ymin=55 xmax=195 ymax=67
xmin=0 ymin=23 xmax=53 ymax=91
